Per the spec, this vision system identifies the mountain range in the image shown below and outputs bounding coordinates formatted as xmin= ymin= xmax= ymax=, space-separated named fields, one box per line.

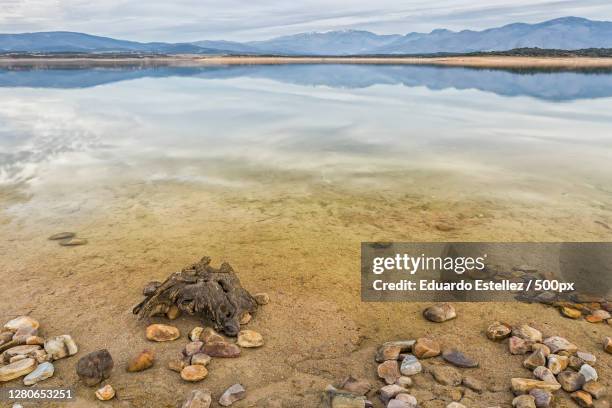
xmin=1 ymin=17 xmax=612 ymax=55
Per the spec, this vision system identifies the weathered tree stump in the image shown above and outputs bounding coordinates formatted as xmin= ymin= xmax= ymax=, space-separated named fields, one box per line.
xmin=133 ymin=256 xmax=258 ymax=336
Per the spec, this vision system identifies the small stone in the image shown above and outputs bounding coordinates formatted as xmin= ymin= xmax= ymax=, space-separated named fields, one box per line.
xmin=142 ymin=281 xmax=161 ymax=296
xmin=592 ymin=309 xmax=611 ymax=319
xmin=442 ymin=349 xmax=478 ymax=368
xmin=576 ymin=351 xmax=596 ymax=365
xmin=95 ymin=384 xmax=116 ymax=401
xmin=423 ymin=303 xmax=456 ymax=323
xmin=557 ymin=370 xmax=586 ymax=392
xmin=126 ymin=349 xmax=154 ymax=372
xmin=240 ymin=312 xmax=252 ymax=325
xmin=3 ymin=316 xmax=40 ymax=334
xmin=431 ymin=365 xmax=462 ymax=386
xmin=533 ymin=366 xmax=559 ymax=385
xmin=48 ymin=232 xmax=76 ymax=240
xmin=201 ymin=342 xmax=241 ymax=358
xmin=413 ymin=338 xmax=440 ymax=359
xmin=486 ymin=321 xmax=512 ymax=341
xmin=339 ymin=376 xmax=371 ymax=396
xmin=184 ymin=341 xmax=204 ymax=356
xmin=379 ymin=384 xmax=406 ymax=404
xmin=543 ymin=336 xmax=577 ymax=354
xmin=378 ymin=360 xmax=401 ymax=384
xmin=167 ymin=353 xmax=189 ymax=372
xmin=166 ymin=305 xmax=181 ymax=320
xmin=579 ymin=364 xmax=598 ymax=382
xmin=513 ymin=395 xmax=536 ymax=408
xmin=524 ymin=350 xmax=547 ymax=370
xmin=59 ymin=237 xmax=88 ymax=246
xmin=145 ymin=324 xmax=180 ymax=342
xmin=253 ymin=293 xmax=270 ymax=305
xmin=603 ymin=337 xmax=612 ymax=354
xmin=531 ymin=344 xmax=550 ymax=357
xmin=571 ymin=391 xmax=593 ymax=407
xmin=583 ymin=382 xmax=606 ymax=399
xmin=395 ymin=376 xmax=413 ymax=388
xmin=326 ymin=387 xmax=367 ymax=408
xmin=76 ymin=349 xmax=114 ymax=387
xmin=375 ymin=344 xmax=402 ymax=362
xmin=511 ymin=378 xmax=561 ymax=394
xmin=32 ymin=349 xmax=50 ymax=364
xmin=200 ymin=327 xmax=225 ymax=344
xmin=25 ymin=336 xmax=45 ymax=346
xmin=191 ymin=353 xmax=211 ymax=366
xmin=529 ymin=389 xmax=553 ymax=408
xmin=181 ymin=390 xmax=212 ymax=408
xmin=446 ymin=403 xmax=466 ymax=408
xmin=219 ymin=384 xmax=246 ymax=406
xmin=462 ymin=376 xmax=484 ymax=393
xmin=547 ymin=354 xmax=568 ymax=374
xmin=23 ymin=362 xmax=54 ymax=385
xmin=180 ymin=365 xmax=208 ymax=382
xmin=3 ymin=345 xmax=41 ymax=362
xmin=513 ymin=325 xmax=543 ymax=343
xmin=189 ymin=327 xmax=204 ymax=342
xmin=399 ymin=355 xmax=422 ymax=376
xmin=237 ymin=330 xmax=264 ymax=348
xmin=509 ymin=336 xmax=530 ymax=355
xmin=560 ymin=306 xmax=582 ymax=319
xmin=586 ymin=315 xmax=605 ymax=323
xmin=391 ymin=394 xmax=418 ymax=408
xmin=0 ymin=358 xmax=36 ymax=382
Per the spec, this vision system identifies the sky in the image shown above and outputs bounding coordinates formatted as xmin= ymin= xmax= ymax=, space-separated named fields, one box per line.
xmin=1 ymin=0 xmax=612 ymax=42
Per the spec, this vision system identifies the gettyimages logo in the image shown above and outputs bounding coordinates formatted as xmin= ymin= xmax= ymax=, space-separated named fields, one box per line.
xmin=361 ymin=242 xmax=612 ymax=302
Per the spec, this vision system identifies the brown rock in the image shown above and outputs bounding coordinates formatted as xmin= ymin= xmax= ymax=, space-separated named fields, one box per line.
xmin=239 ymin=312 xmax=252 ymax=325
xmin=377 ymin=360 xmax=401 ymax=384
xmin=76 ymin=349 xmax=114 ymax=387
xmin=180 ymin=365 xmax=208 ymax=382
xmin=533 ymin=366 xmax=559 ymax=385
xmin=201 ymin=342 xmax=241 ymax=358
xmin=547 ymin=354 xmax=569 ymax=374
xmin=219 ymin=384 xmax=246 ymax=406
xmin=423 ymin=303 xmax=456 ymax=323
xmin=375 ymin=344 xmax=402 ymax=362
xmin=442 ymin=349 xmax=478 ymax=368
xmin=512 ymin=325 xmax=543 ymax=343
xmin=430 ymin=365 xmax=462 ymax=386
xmin=184 ymin=341 xmax=204 ymax=356
xmin=3 ymin=316 xmax=40 ymax=334
xmin=340 ymin=376 xmax=371 ymax=396
xmin=529 ymin=389 xmax=553 ymax=408
xmin=569 ymin=355 xmax=585 ymax=370
xmin=189 ymin=327 xmax=204 ymax=342
xmin=126 ymin=349 xmax=154 ymax=372
xmin=0 ymin=358 xmax=36 ymax=382
xmin=571 ymin=391 xmax=593 ymax=407
xmin=236 ymin=330 xmax=264 ymax=348
xmin=531 ymin=343 xmax=550 ymax=357
xmin=95 ymin=384 xmax=116 ymax=401
xmin=145 ymin=324 xmax=180 ymax=342
xmin=543 ymin=336 xmax=577 ymax=354
xmin=190 ymin=353 xmax=211 ymax=366
xmin=181 ymin=390 xmax=212 ymax=408
xmin=166 ymin=305 xmax=181 ymax=320
xmin=604 ymin=337 xmax=612 ymax=354
xmin=511 ymin=378 xmax=561 ymax=395
xmin=524 ymin=350 xmax=546 ymax=370
xmin=509 ymin=336 xmax=530 ymax=355
xmin=414 ymin=338 xmax=441 ymax=359
xmin=167 ymin=352 xmax=190 ymax=372
xmin=379 ymin=384 xmax=406 ymax=404
xmin=513 ymin=395 xmax=536 ymax=408
xmin=560 ymin=306 xmax=582 ymax=319
xmin=486 ymin=321 xmax=512 ymax=341
xmin=200 ymin=327 xmax=225 ymax=344
xmin=583 ymin=382 xmax=607 ymax=400
xmin=462 ymin=376 xmax=484 ymax=393
xmin=253 ymin=293 xmax=270 ymax=305
xmin=557 ymin=371 xmax=586 ymax=392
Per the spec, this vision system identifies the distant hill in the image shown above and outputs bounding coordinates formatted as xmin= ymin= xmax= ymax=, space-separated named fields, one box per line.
xmin=2 ymin=17 xmax=612 ymax=55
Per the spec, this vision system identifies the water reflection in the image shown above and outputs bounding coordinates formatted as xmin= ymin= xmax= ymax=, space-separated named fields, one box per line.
xmin=1 ymin=64 xmax=612 ymax=101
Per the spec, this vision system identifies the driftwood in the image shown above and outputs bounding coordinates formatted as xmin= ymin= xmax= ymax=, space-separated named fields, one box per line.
xmin=133 ymin=256 xmax=258 ymax=336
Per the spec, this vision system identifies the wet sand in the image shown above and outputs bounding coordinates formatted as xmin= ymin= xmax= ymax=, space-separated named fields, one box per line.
xmin=1 ymin=178 xmax=611 ymax=407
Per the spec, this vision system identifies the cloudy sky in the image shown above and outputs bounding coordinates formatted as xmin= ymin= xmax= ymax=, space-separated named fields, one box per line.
xmin=1 ymin=0 xmax=612 ymax=42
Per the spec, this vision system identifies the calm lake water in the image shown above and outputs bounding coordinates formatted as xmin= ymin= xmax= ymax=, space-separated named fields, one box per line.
xmin=1 ymin=64 xmax=612 ymax=241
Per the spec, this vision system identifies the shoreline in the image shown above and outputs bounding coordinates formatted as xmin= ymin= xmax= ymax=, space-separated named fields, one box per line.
xmin=2 ymin=55 xmax=612 ymax=69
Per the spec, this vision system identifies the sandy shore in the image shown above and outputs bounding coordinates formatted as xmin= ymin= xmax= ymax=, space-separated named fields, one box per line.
xmin=2 ymin=55 xmax=612 ymax=69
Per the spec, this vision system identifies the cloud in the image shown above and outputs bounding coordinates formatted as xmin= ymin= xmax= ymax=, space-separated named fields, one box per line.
xmin=0 ymin=0 xmax=611 ymax=41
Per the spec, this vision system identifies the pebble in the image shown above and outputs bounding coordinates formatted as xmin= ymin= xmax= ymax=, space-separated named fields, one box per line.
xmin=76 ymin=349 xmax=114 ymax=387
xmin=579 ymin=364 xmax=598 ymax=382
xmin=462 ymin=376 xmax=484 ymax=393
xmin=560 ymin=306 xmax=582 ymax=319
xmin=513 ymin=395 xmax=536 ymax=408
xmin=547 ymin=354 xmax=568 ymax=374
xmin=395 ymin=376 xmax=413 ymax=388
xmin=524 ymin=349 xmax=547 ymax=370
xmin=201 ymin=342 xmax=241 ymax=358
xmin=95 ymin=384 xmax=116 ymax=401
xmin=430 ymin=365 xmax=462 ymax=386
xmin=166 ymin=305 xmax=181 ymax=320
xmin=531 ymin=344 xmax=550 ymax=357
xmin=529 ymin=389 xmax=553 ymax=408
xmin=486 ymin=321 xmax=512 ymax=341
xmin=200 ymin=327 xmax=225 ymax=344
xmin=180 ymin=365 xmax=208 ymax=382
xmin=446 ymin=403 xmax=466 ymax=408
xmin=0 ymin=358 xmax=36 ymax=382
xmin=327 ymin=388 xmax=367 ymax=408
xmin=543 ymin=336 xmax=577 ymax=354
xmin=395 ymin=393 xmax=418 ymax=406
xmin=512 ymin=325 xmax=543 ymax=343
xmin=399 ymin=355 xmax=422 ymax=376
xmin=583 ymin=381 xmax=606 ymax=399
xmin=379 ymin=384 xmax=406 ymax=404
xmin=254 ymin=293 xmax=270 ymax=305
xmin=126 ymin=349 xmax=154 ymax=372
xmin=184 ymin=341 xmax=204 ymax=356
xmin=23 ymin=362 xmax=54 ymax=385
xmin=145 ymin=324 xmax=180 ymax=342
xmin=388 ymin=397 xmax=416 ymax=408
xmin=510 ymin=378 xmax=561 ymax=394
xmin=442 ymin=349 xmax=478 ymax=368
xmin=167 ymin=353 xmax=189 ymax=372
xmin=3 ymin=345 xmax=41 ymax=361
xmin=557 ymin=370 xmax=586 ymax=392
xmin=189 ymin=327 xmax=204 ymax=342
xmin=603 ymin=337 xmax=612 ymax=354
xmin=339 ymin=376 xmax=371 ymax=396
xmin=219 ymin=384 xmax=246 ymax=406
xmin=533 ymin=366 xmax=559 ymax=385
xmin=191 ymin=353 xmax=211 ymax=366
xmin=375 ymin=344 xmax=402 ymax=362
xmin=592 ymin=309 xmax=611 ymax=319
xmin=571 ymin=390 xmax=593 ymax=407
xmin=509 ymin=336 xmax=530 ymax=355
xmin=3 ymin=316 xmax=40 ymax=334
xmin=181 ymin=390 xmax=212 ymax=408
xmin=423 ymin=303 xmax=456 ymax=323
xmin=576 ymin=351 xmax=596 ymax=365
xmin=378 ymin=360 xmax=401 ymax=384
xmin=59 ymin=238 xmax=88 ymax=246
xmin=237 ymin=330 xmax=264 ymax=348
xmin=413 ymin=338 xmax=440 ymax=359
xmin=43 ymin=335 xmax=78 ymax=360
xmin=48 ymin=232 xmax=76 ymax=240
xmin=240 ymin=312 xmax=252 ymax=325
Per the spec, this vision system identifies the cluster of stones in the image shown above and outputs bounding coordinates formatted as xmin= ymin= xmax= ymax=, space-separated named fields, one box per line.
xmin=554 ymin=298 xmax=611 ymax=324
xmin=0 ymin=316 xmax=77 ymax=386
xmin=486 ymin=321 xmax=609 ymax=407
